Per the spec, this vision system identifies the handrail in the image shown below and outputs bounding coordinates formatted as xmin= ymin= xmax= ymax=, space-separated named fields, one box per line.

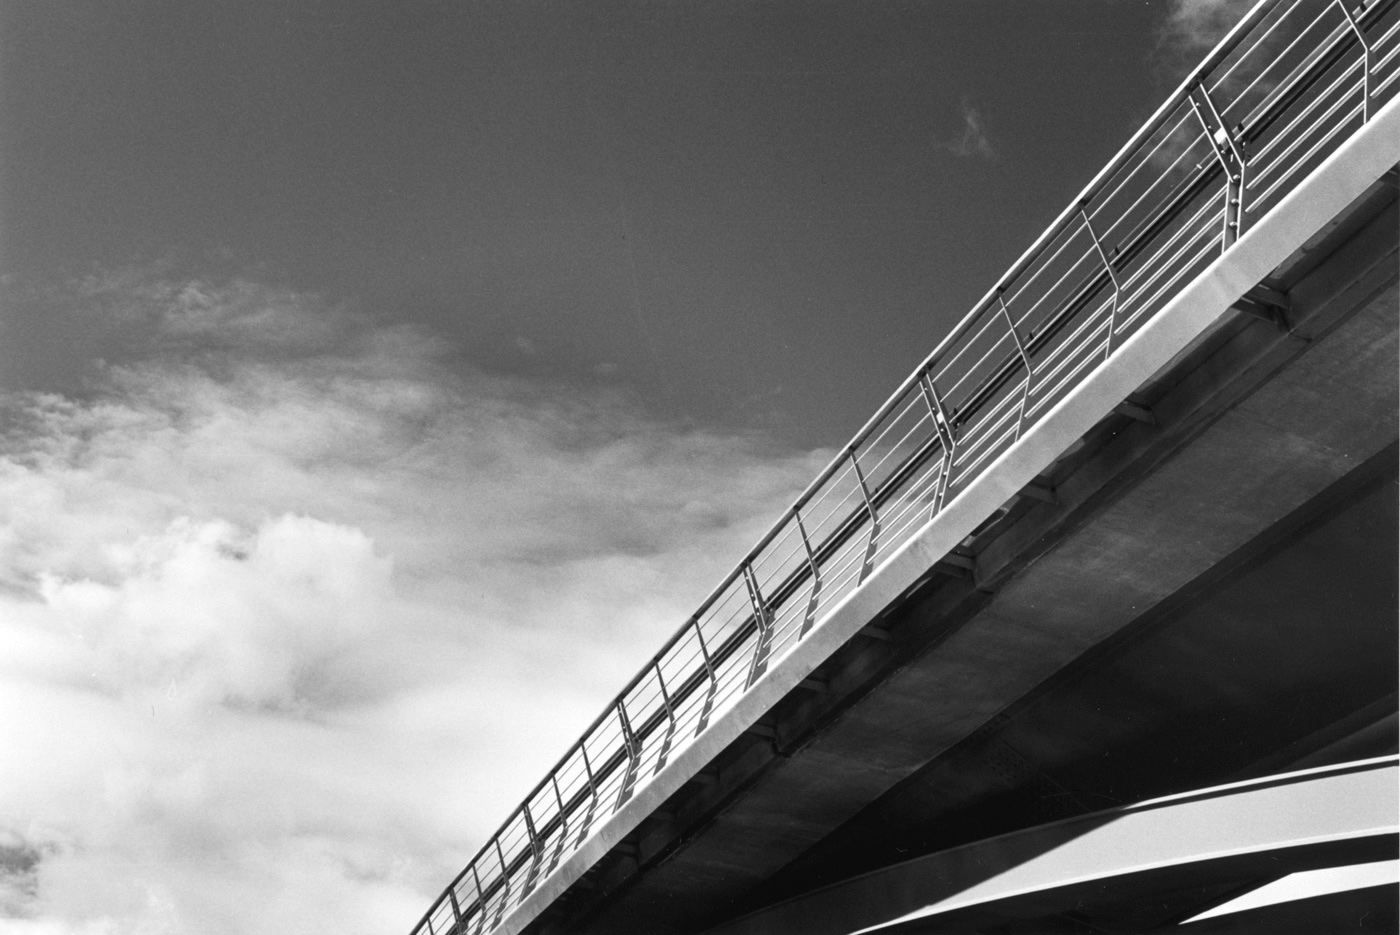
xmin=409 ymin=0 xmax=1399 ymax=931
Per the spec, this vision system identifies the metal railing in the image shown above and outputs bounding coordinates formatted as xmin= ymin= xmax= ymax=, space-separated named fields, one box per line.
xmin=410 ymin=1 xmax=1399 ymax=932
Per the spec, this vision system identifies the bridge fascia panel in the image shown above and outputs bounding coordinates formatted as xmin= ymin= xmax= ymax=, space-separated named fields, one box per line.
xmin=495 ymin=94 xmax=1400 ymax=935
xmin=705 ymin=757 xmax=1400 ymax=935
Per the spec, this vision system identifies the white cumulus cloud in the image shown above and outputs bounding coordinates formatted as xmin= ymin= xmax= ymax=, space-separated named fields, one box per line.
xmin=0 ymin=269 xmax=829 ymax=934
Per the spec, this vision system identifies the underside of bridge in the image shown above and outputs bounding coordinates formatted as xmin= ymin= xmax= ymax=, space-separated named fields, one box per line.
xmin=522 ymin=170 xmax=1399 ymax=935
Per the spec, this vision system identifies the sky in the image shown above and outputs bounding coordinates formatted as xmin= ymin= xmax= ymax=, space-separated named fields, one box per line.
xmin=0 ymin=2 xmax=1252 ymax=933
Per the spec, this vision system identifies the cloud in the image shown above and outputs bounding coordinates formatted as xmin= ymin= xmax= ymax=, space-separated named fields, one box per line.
xmin=936 ymin=100 xmax=996 ymax=161
xmin=72 ymin=269 xmax=346 ymax=354
xmin=0 ymin=270 xmax=829 ymax=933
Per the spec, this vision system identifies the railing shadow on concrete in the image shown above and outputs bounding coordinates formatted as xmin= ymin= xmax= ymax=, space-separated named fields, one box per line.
xmin=410 ymin=1 xmax=1400 ymax=932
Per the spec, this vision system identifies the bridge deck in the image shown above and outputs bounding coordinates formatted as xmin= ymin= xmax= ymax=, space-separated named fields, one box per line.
xmin=409 ymin=2 xmax=1400 ymax=932
xmin=550 ymin=181 xmax=1395 ymax=933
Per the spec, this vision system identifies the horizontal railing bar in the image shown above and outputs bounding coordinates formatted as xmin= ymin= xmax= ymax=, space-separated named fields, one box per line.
xmin=1210 ymin=0 xmax=1314 ymax=96
xmin=1238 ymin=15 xmax=1363 ymax=147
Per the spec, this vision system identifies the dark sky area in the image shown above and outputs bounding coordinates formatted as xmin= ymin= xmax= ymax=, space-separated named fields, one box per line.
xmin=1 ymin=0 xmax=1197 ymax=450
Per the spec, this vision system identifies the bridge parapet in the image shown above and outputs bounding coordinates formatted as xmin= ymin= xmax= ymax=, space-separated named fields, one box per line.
xmin=410 ymin=3 xmax=1400 ymax=933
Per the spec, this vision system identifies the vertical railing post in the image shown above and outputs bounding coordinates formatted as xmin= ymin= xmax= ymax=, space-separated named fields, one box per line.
xmin=795 ymin=510 xmax=823 ymax=637
xmin=1080 ymin=206 xmax=1122 ymax=358
xmin=693 ymin=619 xmax=720 ymax=737
xmin=996 ymin=290 xmax=1035 ymax=437
xmin=614 ymin=701 xmax=642 ymax=810
xmin=742 ymin=564 xmax=775 ymax=689
xmin=520 ymin=803 xmax=543 ymax=896
xmin=447 ymin=888 xmax=463 ymax=935
xmin=575 ymin=745 xmax=598 ymax=848
xmin=652 ymin=662 xmax=678 ymax=775
xmin=546 ymin=776 xmax=569 ymax=875
xmin=1336 ymin=0 xmax=1373 ymax=122
xmin=490 ymin=839 xmax=512 ymax=928
xmin=470 ymin=864 xmax=487 ymax=935
xmin=1189 ymin=85 xmax=1244 ymax=249
xmin=918 ymin=374 xmax=957 ymax=516
xmin=850 ymin=450 xmax=881 ymax=583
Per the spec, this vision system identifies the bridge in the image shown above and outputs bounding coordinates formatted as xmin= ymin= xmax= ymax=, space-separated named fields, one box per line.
xmin=409 ymin=1 xmax=1400 ymax=932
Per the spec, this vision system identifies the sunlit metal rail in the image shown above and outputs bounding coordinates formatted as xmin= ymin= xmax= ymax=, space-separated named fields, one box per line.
xmin=410 ymin=1 xmax=1400 ymax=932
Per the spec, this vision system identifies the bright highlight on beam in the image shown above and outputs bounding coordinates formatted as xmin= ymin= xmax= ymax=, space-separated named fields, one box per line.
xmin=1182 ymin=860 xmax=1400 ymax=923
